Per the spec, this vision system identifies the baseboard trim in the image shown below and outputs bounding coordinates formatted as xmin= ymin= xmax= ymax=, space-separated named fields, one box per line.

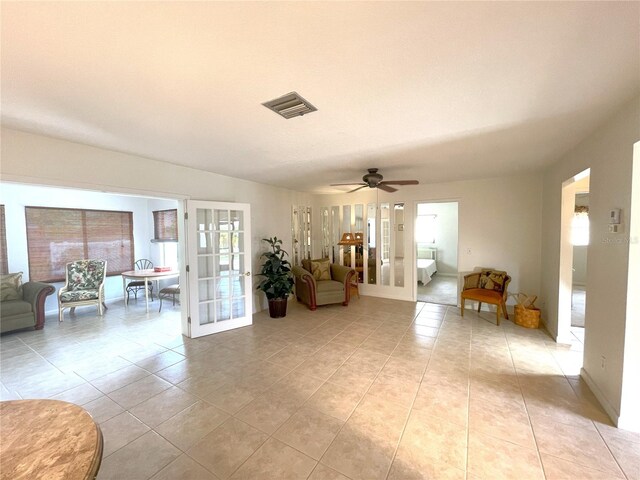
xmin=580 ymin=367 xmax=619 ymax=427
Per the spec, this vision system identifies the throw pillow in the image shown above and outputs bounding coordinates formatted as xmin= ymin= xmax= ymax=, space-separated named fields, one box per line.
xmin=479 ymin=270 xmax=507 ymax=292
xmin=302 ymin=259 xmax=311 ymax=273
xmin=0 ymin=272 xmax=23 ymax=301
xmin=311 ymin=260 xmax=331 ymax=281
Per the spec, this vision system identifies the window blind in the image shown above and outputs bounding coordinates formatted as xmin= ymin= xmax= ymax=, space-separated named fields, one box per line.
xmin=0 ymin=205 xmax=7 ymax=275
xmin=153 ymin=209 xmax=178 ymax=241
xmin=25 ymin=206 xmax=134 ymax=282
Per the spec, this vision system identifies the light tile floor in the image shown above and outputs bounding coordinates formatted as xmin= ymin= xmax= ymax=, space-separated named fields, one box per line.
xmin=1 ymin=297 xmax=638 ymax=480
xmin=417 ymin=274 xmax=458 ymax=306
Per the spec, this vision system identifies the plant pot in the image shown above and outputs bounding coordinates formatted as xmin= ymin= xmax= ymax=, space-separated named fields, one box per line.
xmin=268 ymin=298 xmax=288 ymax=318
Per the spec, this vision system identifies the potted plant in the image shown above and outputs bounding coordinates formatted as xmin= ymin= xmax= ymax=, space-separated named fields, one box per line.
xmin=257 ymin=236 xmax=294 ymax=318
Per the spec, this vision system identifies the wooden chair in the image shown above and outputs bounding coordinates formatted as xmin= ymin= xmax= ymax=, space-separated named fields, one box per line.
xmin=461 ymin=270 xmax=511 ymax=325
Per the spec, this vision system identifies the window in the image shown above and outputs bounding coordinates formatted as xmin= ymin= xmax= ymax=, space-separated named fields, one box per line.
xmin=25 ymin=206 xmax=134 ymax=282
xmin=153 ymin=209 xmax=178 ymax=241
xmin=416 ymin=214 xmax=437 ymax=244
xmin=0 ymin=205 xmax=7 ymax=274
xmin=571 ymin=211 xmax=589 ymax=246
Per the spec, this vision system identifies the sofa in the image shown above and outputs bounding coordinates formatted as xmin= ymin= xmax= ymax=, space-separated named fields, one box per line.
xmin=292 ymin=259 xmax=355 ymax=310
xmin=0 ymin=272 xmax=55 ymax=333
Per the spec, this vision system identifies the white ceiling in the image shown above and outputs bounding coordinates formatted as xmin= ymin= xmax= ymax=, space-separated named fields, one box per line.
xmin=2 ymin=2 xmax=639 ymax=194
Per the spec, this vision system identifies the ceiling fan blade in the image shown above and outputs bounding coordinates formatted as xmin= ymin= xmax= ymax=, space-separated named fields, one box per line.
xmin=380 ymin=180 xmax=419 ymax=186
xmin=377 ymin=183 xmax=398 ymax=193
xmin=330 ymin=182 xmax=367 ymax=187
xmin=348 ymin=185 xmax=368 ymax=193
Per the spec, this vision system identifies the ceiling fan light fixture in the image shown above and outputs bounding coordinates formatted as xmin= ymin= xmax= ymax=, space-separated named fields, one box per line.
xmin=262 ymin=92 xmax=317 ymax=119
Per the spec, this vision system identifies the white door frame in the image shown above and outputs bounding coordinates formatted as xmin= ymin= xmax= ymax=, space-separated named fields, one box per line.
xmin=557 ymin=168 xmax=590 ymax=344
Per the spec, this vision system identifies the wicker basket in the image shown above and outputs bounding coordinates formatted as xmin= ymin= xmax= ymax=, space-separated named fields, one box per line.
xmin=514 ymin=304 xmax=540 ymax=328
xmin=512 ymin=293 xmax=541 ymax=329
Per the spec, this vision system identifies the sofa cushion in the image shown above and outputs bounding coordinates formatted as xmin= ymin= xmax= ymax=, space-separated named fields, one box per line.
xmin=311 ymin=260 xmax=331 ymax=281
xmin=0 ymin=272 xmax=23 ymax=301
xmin=60 ymin=289 xmax=100 ymax=302
xmin=0 ymin=299 xmax=32 ymax=316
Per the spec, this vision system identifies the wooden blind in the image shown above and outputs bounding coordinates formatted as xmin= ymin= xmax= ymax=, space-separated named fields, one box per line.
xmin=25 ymin=206 xmax=135 ymax=282
xmin=0 ymin=205 xmax=7 ymax=275
xmin=153 ymin=209 xmax=178 ymax=241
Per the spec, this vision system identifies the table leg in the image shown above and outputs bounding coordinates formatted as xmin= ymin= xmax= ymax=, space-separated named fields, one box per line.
xmin=123 ymin=276 xmax=128 ymax=307
xmin=144 ymin=276 xmax=149 ymax=313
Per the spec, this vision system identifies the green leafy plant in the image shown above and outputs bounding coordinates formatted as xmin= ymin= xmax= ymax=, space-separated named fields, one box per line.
xmin=256 ymin=237 xmax=294 ymax=300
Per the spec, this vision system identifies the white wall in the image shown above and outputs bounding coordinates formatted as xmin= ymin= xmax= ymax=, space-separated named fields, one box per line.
xmin=0 ymin=128 xmax=314 ymax=314
xmin=0 ymin=183 xmax=160 ymax=312
xmin=540 ymin=96 xmax=640 ymax=430
xmin=417 ymin=201 xmax=458 ymax=274
xmin=314 ymin=173 xmax=542 ymax=303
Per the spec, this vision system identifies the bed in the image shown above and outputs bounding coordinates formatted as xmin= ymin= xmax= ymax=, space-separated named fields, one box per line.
xmin=417 ymin=246 xmax=437 ymax=285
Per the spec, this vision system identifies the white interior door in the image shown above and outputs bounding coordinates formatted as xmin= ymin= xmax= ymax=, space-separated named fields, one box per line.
xmin=186 ymin=200 xmax=252 ymax=338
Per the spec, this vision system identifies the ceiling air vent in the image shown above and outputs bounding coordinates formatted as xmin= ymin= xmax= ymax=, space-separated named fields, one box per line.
xmin=262 ymin=92 xmax=317 ymax=119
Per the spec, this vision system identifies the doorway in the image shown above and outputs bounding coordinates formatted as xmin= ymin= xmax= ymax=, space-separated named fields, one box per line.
xmin=414 ymin=201 xmax=459 ymax=305
xmin=558 ymin=169 xmax=590 ymax=344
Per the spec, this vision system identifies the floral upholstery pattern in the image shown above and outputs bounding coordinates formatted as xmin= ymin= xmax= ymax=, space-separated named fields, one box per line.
xmin=67 ymin=260 xmax=106 ymax=290
xmin=60 ymin=290 xmax=99 ymax=302
xmin=58 ymin=259 xmax=107 ymax=322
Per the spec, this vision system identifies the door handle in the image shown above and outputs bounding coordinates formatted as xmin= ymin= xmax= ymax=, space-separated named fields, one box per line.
xmin=244 ymin=272 xmax=251 ymax=276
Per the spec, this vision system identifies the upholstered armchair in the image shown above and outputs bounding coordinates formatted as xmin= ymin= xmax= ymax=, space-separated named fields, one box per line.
xmin=292 ymin=259 xmax=355 ymax=311
xmin=461 ymin=269 xmax=511 ymax=325
xmin=58 ymin=260 xmax=107 ymax=322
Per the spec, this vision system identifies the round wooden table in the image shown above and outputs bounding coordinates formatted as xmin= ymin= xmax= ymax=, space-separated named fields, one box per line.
xmin=0 ymin=400 xmax=103 ymax=480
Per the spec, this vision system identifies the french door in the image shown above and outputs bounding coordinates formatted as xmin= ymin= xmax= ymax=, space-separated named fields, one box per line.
xmin=185 ymin=201 xmax=252 ymax=338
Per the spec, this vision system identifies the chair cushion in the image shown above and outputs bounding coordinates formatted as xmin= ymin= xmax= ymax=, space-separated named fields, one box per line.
xmin=0 ymin=273 xmax=23 ymax=301
xmin=127 ymin=280 xmax=152 ymax=287
xmin=479 ymin=270 xmax=507 ymax=292
xmin=67 ymin=260 xmax=105 ymax=290
xmin=461 ymin=288 xmax=503 ymax=303
xmin=316 ymin=280 xmax=344 ymax=294
xmin=60 ymin=289 xmax=99 ymax=302
xmin=160 ymin=284 xmax=180 ymax=294
xmin=0 ymin=299 xmax=32 ymax=316
xmin=302 ymin=258 xmax=329 ymax=274
xmin=311 ymin=260 xmax=331 ymax=281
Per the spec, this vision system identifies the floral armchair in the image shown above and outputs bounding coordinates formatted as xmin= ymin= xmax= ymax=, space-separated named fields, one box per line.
xmin=58 ymin=260 xmax=107 ymax=322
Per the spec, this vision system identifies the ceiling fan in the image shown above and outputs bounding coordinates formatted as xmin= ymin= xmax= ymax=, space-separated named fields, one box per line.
xmin=330 ymin=168 xmax=419 ymax=193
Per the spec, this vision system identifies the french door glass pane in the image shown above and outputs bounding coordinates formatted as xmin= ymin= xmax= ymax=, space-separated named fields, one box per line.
xmin=196 ymin=206 xmax=246 ymax=327
xmin=198 ymin=256 xmax=214 ymax=278
xmin=199 ymin=279 xmax=215 ymax=301
xmin=197 ymin=209 xmax=213 ymax=231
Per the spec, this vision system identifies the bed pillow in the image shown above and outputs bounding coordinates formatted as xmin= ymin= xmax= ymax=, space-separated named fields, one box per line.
xmin=311 ymin=260 xmax=331 ymax=281
xmin=0 ymin=272 xmax=23 ymax=301
xmin=479 ymin=270 xmax=507 ymax=292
